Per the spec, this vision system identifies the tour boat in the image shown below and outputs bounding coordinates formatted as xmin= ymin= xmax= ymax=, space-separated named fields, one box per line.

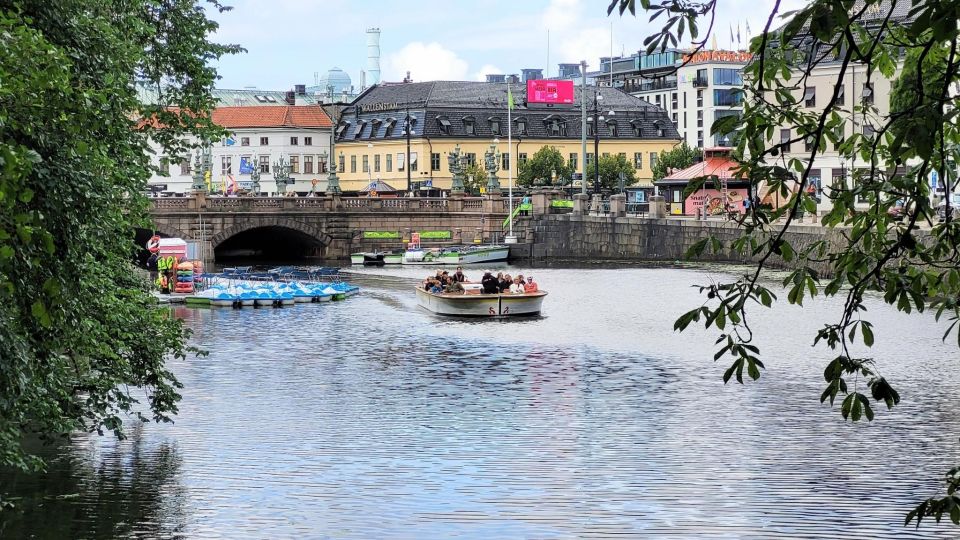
xmin=402 ymin=245 xmax=510 ymax=265
xmin=415 ymin=287 xmax=547 ymax=317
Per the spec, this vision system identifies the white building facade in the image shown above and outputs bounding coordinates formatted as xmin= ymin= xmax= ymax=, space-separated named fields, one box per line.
xmin=148 ymin=106 xmax=332 ymax=195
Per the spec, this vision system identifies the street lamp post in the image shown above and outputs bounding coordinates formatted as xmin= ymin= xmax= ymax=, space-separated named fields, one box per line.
xmin=404 ymin=108 xmax=412 ymax=195
xmin=587 ymin=91 xmax=614 ymax=195
xmin=366 ymin=142 xmax=374 ymax=194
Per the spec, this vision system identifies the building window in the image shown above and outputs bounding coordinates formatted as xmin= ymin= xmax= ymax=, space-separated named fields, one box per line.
xmin=385 ymin=119 xmax=396 ymax=137
xmin=431 ymin=153 xmax=440 ymax=171
xmin=179 ymin=157 xmax=191 ymax=176
xmin=338 ymin=154 xmax=344 ymax=173
xmin=260 ymin=136 xmax=269 ymax=145
xmin=158 ymin=156 xmax=170 ymax=175
xmin=318 ymin=154 xmax=327 ymax=173
xmin=502 ymin=152 xmax=510 ymax=171
xmin=410 ymin=152 xmax=418 ymax=172
xmin=650 ymin=152 xmax=658 ymax=170
xmin=518 ymin=152 xmax=528 ymax=166
xmin=683 ymin=92 xmax=687 ymax=108
xmin=832 ymin=85 xmax=845 ymax=107
xmin=833 ymin=125 xmax=845 ymax=151
xmin=569 ymin=153 xmax=578 ymax=171
xmin=713 ymin=68 xmax=743 ymax=86
xmin=714 ymin=89 xmax=743 ymax=106
xmin=463 ymin=116 xmax=476 ymax=135
xmin=697 ymin=89 xmax=703 ymax=107
xmin=697 ymin=131 xmax=704 ymax=148
xmin=803 ymin=87 xmax=816 ymax=107
xmin=291 ymin=137 xmax=299 ymax=146
xmin=362 ymin=155 xmax=369 ymax=173
xmin=464 ymin=153 xmax=476 ymax=167
xmin=370 ymin=120 xmax=382 ymax=138
xmin=354 ymin=121 xmax=365 ymax=139
xmin=259 ymin=155 xmax=270 ymax=173
xmin=697 ymin=110 xmax=704 ymax=128
xmin=241 ymin=137 xmax=250 ymax=146
xmin=374 ymin=154 xmax=381 ymax=173
xmin=586 ymin=153 xmax=594 ymax=166
xmin=221 ymin=156 xmax=231 ymax=176
xmin=386 ymin=153 xmax=392 ymax=172
xmin=397 ymin=152 xmax=405 ymax=171
xmin=634 ymin=152 xmax=643 ymax=169
xmin=290 ymin=155 xmax=299 ymax=173
xmin=350 ymin=155 xmax=357 ymax=173
xmin=863 ymin=123 xmax=875 ymax=140
xmin=672 ymin=92 xmax=678 ymax=109
xmin=607 ymin=120 xmax=618 ymax=137
xmin=655 ymin=95 xmax=661 ymax=105
xmin=862 ymin=83 xmax=874 ymax=105
xmin=516 ymin=119 xmax=527 ymax=136
xmin=587 ymin=123 xmax=595 ymax=136
xmin=490 ymin=118 xmax=501 ymax=136
xmin=304 ymin=155 xmax=314 ymax=174
xmin=805 ymin=135 xmax=815 ymax=152
xmin=780 ymin=128 xmax=792 ymax=152
xmin=336 ymin=123 xmax=349 ymax=139
xmin=549 ymin=119 xmax=566 ymax=136
xmin=437 ymin=116 xmax=452 ymax=135
xmin=305 ymin=137 xmax=312 ymax=146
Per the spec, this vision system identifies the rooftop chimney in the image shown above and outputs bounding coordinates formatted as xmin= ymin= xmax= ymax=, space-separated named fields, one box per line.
xmin=285 ymin=90 xmax=295 ymax=105
xmin=295 ymin=84 xmax=306 ymax=95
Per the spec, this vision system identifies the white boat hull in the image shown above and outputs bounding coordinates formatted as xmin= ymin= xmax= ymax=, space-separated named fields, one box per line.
xmin=415 ymin=288 xmax=546 ymax=317
xmin=403 ymin=245 xmax=509 ymax=265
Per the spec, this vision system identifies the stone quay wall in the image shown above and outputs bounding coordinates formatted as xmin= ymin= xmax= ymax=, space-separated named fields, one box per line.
xmin=528 ymin=214 xmax=850 ymax=275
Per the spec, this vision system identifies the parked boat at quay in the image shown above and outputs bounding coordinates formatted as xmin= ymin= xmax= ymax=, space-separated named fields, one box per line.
xmin=403 ymin=245 xmax=509 ymax=265
xmin=350 ymin=251 xmax=403 ymax=266
xmin=416 ymin=287 xmax=547 ymax=317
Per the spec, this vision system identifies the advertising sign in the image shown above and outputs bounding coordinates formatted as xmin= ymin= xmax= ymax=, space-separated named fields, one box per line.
xmin=410 ymin=232 xmax=420 ymax=249
xmin=684 ymin=188 xmax=749 ymax=216
xmin=239 ymin=157 xmax=254 ymax=174
xmin=363 ymin=231 xmax=400 ymax=239
xmin=419 ymin=230 xmax=451 ymax=240
xmin=526 ymin=79 xmax=575 ymax=105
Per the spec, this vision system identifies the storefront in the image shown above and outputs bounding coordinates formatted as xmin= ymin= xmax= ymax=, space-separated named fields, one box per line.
xmin=654 ymin=148 xmax=750 ymax=216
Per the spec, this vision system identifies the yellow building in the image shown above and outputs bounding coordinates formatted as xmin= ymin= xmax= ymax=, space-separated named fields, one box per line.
xmin=332 ymin=81 xmax=680 ymax=192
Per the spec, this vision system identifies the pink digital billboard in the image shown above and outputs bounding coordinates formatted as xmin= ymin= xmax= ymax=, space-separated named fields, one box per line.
xmin=526 ymin=79 xmax=575 ymax=105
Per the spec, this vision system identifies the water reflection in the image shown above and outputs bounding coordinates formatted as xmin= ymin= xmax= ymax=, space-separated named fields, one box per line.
xmin=0 ymin=425 xmax=185 ymax=539
xmin=2 ymin=265 xmax=959 ymax=538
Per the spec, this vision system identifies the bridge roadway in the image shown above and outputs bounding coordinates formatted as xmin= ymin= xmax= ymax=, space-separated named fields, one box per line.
xmin=148 ymin=193 xmax=514 ymax=261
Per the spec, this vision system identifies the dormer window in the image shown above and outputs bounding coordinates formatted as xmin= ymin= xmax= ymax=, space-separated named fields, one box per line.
xmin=606 ymin=118 xmax=618 ymax=137
xmin=385 ymin=117 xmax=396 ymax=137
xmin=587 ymin=123 xmax=595 ymax=137
xmin=516 ymin=118 xmax=527 ymax=136
xmin=489 ymin=117 xmax=502 ymax=136
xmin=463 ymin=116 xmax=476 ymax=136
xmin=354 ymin=120 xmax=367 ymax=139
xmin=370 ymin=119 xmax=382 ymax=138
xmin=437 ymin=115 xmax=452 ymax=135
xmin=630 ymin=119 xmax=643 ymax=137
xmin=653 ymin=120 xmax=665 ymax=137
xmin=544 ymin=115 xmax=566 ymax=137
xmin=336 ymin=122 xmax=350 ymax=139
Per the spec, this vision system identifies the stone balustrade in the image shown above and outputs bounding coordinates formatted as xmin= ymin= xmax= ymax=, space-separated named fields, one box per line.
xmin=149 ymin=195 xmax=510 ymax=214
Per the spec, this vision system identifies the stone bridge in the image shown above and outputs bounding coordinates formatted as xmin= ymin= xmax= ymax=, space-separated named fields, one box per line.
xmin=147 ymin=193 xmax=516 ymax=261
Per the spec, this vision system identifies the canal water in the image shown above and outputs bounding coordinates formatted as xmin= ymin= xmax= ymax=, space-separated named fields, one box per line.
xmin=2 ymin=264 xmax=959 ymax=539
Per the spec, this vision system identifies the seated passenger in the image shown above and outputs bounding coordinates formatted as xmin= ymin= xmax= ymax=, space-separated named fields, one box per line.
xmin=481 ymin=271 xmax=500 ymax=294
xmin=509 ymin=277 xmax=525 ymax=294
xmin=444 ymin=280 xmax=464 ymax=294
xmin=499 ymin=274 xmax=512 ymax=293
xmin=429 ymin=280 xmax=443 ymax=294
xmin=452 ymin=267 xmax=467 ymax=283
xmin=524 ymin=276 xmax=538 ymax=293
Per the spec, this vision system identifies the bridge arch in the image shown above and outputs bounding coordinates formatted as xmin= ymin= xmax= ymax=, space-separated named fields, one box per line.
xmin=211 ymin=217 xmax=331 ymax=261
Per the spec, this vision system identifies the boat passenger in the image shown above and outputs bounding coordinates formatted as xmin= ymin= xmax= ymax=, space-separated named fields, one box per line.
xmin=429 ymin=280 xmax=443 ymax=294
xmin=444 ymin=280 xmax=464 ymax=294
xmin=509 ymin=277 xmax=525 ymax=294
xmin=452 ymin=267 xmax=467 ymax=283
xmin=524 ymin=276 xmax=538 ymax=293
xmin=481 ymin=271 xmax=500 ymax=294
xmin=499 ymin=274 xmax=512 ymax=293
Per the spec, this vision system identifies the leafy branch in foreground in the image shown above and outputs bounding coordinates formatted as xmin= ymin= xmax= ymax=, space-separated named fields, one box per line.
xmin=612 ymin=0 xmax=960 ymax=527
xmin=0 ymin=0 xmax=238 ymax=474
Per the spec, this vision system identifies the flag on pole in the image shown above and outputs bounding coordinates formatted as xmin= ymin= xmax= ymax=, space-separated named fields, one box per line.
xmin=507 ymin=84 xmax=515 ymax=110
xmin=730 ymin=24 xmax=734 ymax=46
xmin=746 ymin=20 xmax=751 ymax=37
xmin=737 ymin=23 xmax=741 ymax=45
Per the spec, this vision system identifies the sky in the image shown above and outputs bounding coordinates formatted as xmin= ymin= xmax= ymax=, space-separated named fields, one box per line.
xmin=208 ymin=0 xmax=806 ymax=91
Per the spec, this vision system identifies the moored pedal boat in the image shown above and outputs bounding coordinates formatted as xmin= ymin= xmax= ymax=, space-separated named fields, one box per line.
xmin=415 ymin=288 xmax=546 ymax=317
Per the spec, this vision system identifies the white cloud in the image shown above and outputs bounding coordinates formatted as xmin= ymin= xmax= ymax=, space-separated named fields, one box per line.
xmin=542 ymin=0 xmax=581 ymax=32
xmin=473 ymin=64 xmax=504 ymax=81
xmin=383 ymin=42 xmax=469 ymax=82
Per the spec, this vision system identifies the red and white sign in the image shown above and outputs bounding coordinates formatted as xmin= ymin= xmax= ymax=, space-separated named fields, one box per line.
xmin=526 ymin=79 xmax=574 ymax=105
xmin=684 ymin=188 xmax=748 ymax=216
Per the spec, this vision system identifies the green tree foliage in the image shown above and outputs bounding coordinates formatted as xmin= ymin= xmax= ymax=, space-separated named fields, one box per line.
xmin=0 ymin=1 xmax=239 ymax=473
xmin=596 ymin=154 xmax=638 ymax=191
xmin=462 ymin=162 xmax=487 ymax=194
xmin=652 ymin=142 xmax=699 ymax=180
xmin=518 ymin=146 xmax=573 ymax=187
xmin=611 ymin=0 xmax=960 ymax=527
